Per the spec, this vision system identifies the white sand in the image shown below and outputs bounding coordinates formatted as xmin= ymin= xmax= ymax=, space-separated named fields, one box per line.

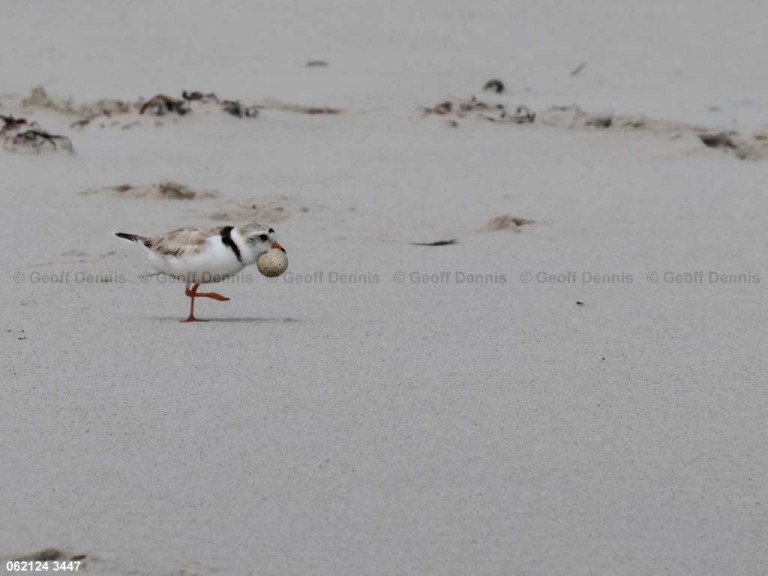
xmin=1 ymin=2 xmax=767 ymax=575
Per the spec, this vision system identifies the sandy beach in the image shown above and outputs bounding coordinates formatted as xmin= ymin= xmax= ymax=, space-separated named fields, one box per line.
xmin=1 ymin=2 xmax=767 ymax=575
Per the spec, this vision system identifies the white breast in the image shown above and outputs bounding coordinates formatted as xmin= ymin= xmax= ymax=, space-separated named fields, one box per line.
xmin=147 ymin=235 xmax=247 ymax=284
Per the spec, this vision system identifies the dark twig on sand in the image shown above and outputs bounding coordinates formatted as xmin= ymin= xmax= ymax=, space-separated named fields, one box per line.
xmin=570 ymin=62 xmax=587 ymax=76
xmin=411 ymin=239 xmax=458 ymax=246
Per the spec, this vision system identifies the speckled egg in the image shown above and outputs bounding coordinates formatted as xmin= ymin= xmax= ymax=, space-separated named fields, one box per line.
xmin=257 ymin=248 xmax=288 ymax=277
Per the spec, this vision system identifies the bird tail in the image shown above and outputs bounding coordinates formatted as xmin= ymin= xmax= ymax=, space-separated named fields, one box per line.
xmin=115 ymin=232 xmax=150 ymax=246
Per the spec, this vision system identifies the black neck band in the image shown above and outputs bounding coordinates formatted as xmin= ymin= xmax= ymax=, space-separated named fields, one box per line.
xmin=220 ymin=226 xmax=244 ymax=264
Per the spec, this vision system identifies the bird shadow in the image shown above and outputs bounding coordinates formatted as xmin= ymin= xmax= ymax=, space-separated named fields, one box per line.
xmin=149 ymin=316 xmax=300 ymax=323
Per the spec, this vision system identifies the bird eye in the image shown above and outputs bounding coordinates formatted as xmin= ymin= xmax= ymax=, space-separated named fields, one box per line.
xmin=268 ymin=228 xmax=275 ymax=234
xmin=258 ymin=234 xmax=269 ymax=241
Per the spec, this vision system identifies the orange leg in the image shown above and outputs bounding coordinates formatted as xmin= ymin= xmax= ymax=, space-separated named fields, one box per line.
xmin=181 ymin=283 xmax=230 ymax=322
xmin=195 ymin=290 xmax=231 ymax=301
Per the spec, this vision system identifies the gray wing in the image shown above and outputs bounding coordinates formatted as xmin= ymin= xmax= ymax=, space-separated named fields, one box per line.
xmin=147 ymin=226 xmax=225 ymax=257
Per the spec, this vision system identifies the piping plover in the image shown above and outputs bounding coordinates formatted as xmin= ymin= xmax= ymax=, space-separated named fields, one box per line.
xmin=115 ymin=222 xmax=285 ymax=322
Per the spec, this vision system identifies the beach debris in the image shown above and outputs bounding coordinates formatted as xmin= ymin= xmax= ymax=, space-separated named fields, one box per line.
xmin=21 ymin=86 xmax=60 ymax=109
xmin=182 ymin=90 xmax=218 ymax=103
xmin=139 ymin=94 xmax=190 ymax=116
xmin=539 ymin=105 xmax=615 ymax=129
xmin=694 ymin=131 xmax=768 ymax=160
xmin=421 ymin=98 xmax=768 ymax=160
xmin=479 ymin=216 xmax=535 ymax=233
xmin=422 ymin=97 xmax=534 ymax=124
xmin=20 ymin=86 xmax=131 ymax=120
xmin=618 ymin=115 xmax=647 ymax=129
xmin=70 ymin=115 xmax=98 ymax=129
xmin=3 ymin=128 xmax=74 ymax=153
xmin=221 ymin=100 xmax=259 ymax=118
xmin=140 ymin=91 xmax=261 ymax=118
xmin=20 ymin=548 xmax=65 ymax=561
xmin=585 ymin=114 xmax=613 ymax=129
xmin=146 ymin=181 xmax=216 ymax=200
xmin=306 ymin=60 xmax=328 ymax=67
xmin=140 ymin=91 xmax=262 ymax=118
xmin=2 ymin=113 xmax=77 ymax=154
xmin=68 ymin=100 xmax=135 ymax=128
xmin=81 ymin=181 xmax=219 ymax=200
xmin=303 ymin=106 xmax=340 ymax=114
xmin=6 ymin=86 xmax=342 ymax=130
xmin=576 ymin=301 xmax=585 ymax=306
xmin=180 ymin=90 xmax=259 ymax=117
xmin=0 ymin=114 xmax=29 ymax=132
xmin=570 ymin=62 xmax=587 ymax=76
xmin=246 ymin=98 xmax=341 ymax=115
xmin=11 ymin=548 xmax=86 ymax=562
xmin=424 ymin=101 xmax=454 ymax=115
xmin=483 ymin=79 xmax=506 ymax=93
xmin=422 ymin=96 xmax=506 ymax=118
xmin=539 ymin=106 xmax=658 ymax=132
xmin=422 ymin=100 xmax=639 ymax=131
xmin=411 ymin=239 xmax=457 ymax=246
xmin=699 ymin=132 xmax=737 ymax=150
xmin=486 ymin=105 xmax=536 ymax=124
